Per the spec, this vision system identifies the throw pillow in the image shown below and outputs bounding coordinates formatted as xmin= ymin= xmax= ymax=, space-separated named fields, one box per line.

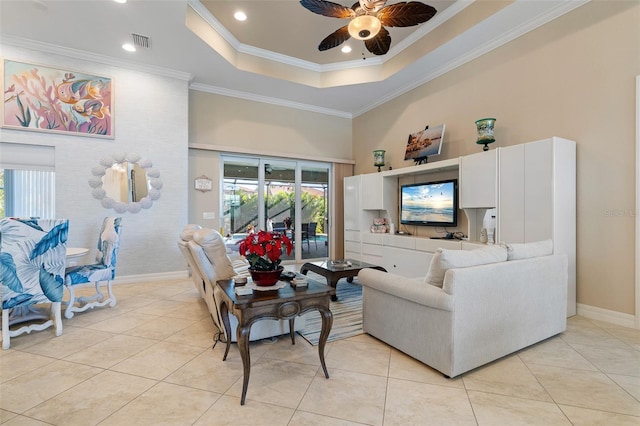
xmin=506 ymin=239 xmax=553 ymax=260
xmin=193 ymin=229 xmax=236 ymax=280
xmin=424 ymin=245 xmax=508 ymax=288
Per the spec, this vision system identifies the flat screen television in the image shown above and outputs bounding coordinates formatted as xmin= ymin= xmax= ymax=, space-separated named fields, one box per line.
xmin=400 ymin=179 xmax=458 ymax=227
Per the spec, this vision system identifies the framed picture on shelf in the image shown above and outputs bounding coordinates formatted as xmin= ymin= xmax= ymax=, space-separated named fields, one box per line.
xmin=2 ymin=59 xmax=113 ymax=138
xmin=404 ymin=124 xmax=445 ymax=163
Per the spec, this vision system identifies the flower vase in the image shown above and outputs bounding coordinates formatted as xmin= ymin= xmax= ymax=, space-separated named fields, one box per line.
xmin=249 ymin=266 xmax=284 ymax=286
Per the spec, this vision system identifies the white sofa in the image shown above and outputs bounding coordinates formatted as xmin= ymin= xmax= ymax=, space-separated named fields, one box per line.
xmin=178 ymin=225 xmax=306 ymax=342
xmin=358 ymin=242 xmax=568 ymax=378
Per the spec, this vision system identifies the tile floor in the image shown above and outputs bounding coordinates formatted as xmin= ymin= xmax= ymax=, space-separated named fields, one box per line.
xmin=1 ymin=277 xmax=639 ymax=425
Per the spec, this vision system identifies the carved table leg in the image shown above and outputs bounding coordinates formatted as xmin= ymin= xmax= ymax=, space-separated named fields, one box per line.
xmin=328 ymin=277 xmax=340 ymax=301
xmin=237 ymin=324 xmax=252 ymax=405
xmin=317 ymin=308 xmax=333 ymax=379
xmin=220 ymin=302 xmax=232 ymax=361
xmin=289 ymin=318 xmax=295 ymax=345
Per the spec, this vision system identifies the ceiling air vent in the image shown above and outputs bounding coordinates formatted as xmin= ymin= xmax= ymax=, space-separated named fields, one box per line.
xmin=131 ymin=33 xmax=150 ymax=49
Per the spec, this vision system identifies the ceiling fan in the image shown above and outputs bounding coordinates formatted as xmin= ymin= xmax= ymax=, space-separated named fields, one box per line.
xmin=299 ymin=0 xmax=437 ymax=56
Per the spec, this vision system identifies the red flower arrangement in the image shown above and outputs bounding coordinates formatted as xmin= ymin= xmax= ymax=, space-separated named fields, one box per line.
xmin=238 ymin=230 xmax=293 ymax=271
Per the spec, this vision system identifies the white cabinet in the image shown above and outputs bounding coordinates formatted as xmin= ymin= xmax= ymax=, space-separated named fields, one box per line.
xmin=361 ymin=233 xmax=383 ymax=264
xmin=498 ymin=137 xmax=576 ymax=316
xmin=460 ymin=149 xmax=497 ymax=208
xmin=344 ymin=175 xmax=361 ymax=232
xmin=381 ymin=238 xmax=465 ymax=278
xmin=360 ymin=173 xmax=383 ymax=210
xmin=381 ymin=237 xmax=462 ymax=278
xmin=343 ymin=175 xmax=362 ymax=260
xmin=360 ymin=173 xmax=396 ymax=212
xmin=343 ymin=138 xmax=575 ymax=316
xmin=497 ymin=144 xmax=525 ymax=242
xmin=361 ymin=243 xmax=383 ymax=265
xmin=382 ymin=246 xmax=432 ymax=278
xmin=524 ymin=140 xmax=554 ymax=241
xmin=498 ymin=138 xmax=575 ymax=244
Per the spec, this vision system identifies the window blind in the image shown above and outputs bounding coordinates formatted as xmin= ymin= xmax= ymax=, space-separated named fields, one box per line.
xmin=0 ymin=142 xmax=55 ymax=171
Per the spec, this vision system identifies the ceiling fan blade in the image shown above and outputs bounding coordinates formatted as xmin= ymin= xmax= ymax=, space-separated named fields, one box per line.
xmin=364 ymin=26 xmax=391 ymax=55
xmin=300 ymin=0 xmax=355 ymax=19
xmin=319 ymin=25 xmax=351 ymax=51
xmin=377 ymin=1 xmax=437 ymax=27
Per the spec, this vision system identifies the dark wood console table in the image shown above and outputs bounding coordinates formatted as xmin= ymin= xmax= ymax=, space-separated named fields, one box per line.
xmin=300 ymin=259 xmax=387 ymax=301
xmin=216 ymin=279 xmax=335 ymax=405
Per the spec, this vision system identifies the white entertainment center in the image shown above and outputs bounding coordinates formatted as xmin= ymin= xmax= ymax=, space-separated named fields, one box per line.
xmin=344 ymin=136 xmax=576 ymax=316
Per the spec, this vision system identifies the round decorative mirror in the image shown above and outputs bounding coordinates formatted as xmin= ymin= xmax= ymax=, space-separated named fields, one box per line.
xmin=88 ymin=152 xmax=162 ymax=213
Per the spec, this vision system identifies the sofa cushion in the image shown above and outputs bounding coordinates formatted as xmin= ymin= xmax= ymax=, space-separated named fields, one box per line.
xmin=506 ymin=239 xmax=553 ymax=260
xmin=192 ymin=229 xmax=236 ymax=280
xmin=424 ymin=245 xmax=508 ymax=288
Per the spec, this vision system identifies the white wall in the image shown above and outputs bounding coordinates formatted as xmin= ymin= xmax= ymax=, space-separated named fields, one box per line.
xmin=0 ymin=44 xmax=189 ymax=277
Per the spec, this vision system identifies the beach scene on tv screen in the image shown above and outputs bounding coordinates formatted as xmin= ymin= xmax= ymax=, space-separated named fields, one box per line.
xmin=402 ymin=182 xmax=455 ymax=223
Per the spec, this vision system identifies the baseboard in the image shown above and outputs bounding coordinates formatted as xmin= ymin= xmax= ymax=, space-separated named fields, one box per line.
xmin=63 ymin=271 xmax=189 ymax=290
xmin=577 ymin=303 xmax=637 ymax=329
xmin=114 ymin=270 xmax=189 ymax=284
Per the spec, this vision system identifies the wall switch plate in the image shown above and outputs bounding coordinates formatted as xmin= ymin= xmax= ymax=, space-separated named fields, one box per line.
xmin=203 ymin=212 xmax=216 ymax=220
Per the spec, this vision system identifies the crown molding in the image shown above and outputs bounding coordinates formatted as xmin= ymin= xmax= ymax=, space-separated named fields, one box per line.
xmin=189 ymin=143 xmax=355 ymax=165
xmin=388 ymin=0 xmax=474 ymax=58
xmin=188 ymin=0 xmax=472 ymax=73
xmin=187 ymin=0 xmax=241 ymax=51
xmin=189 ymin=83 xmax=352 ymax=119
xmin=193 ymin=0 xmax=589 ymax=119
xmin=0 ymin=34 xmax=193 ymax=82
xmin=188 ymin=0 xmax=383 ymax=74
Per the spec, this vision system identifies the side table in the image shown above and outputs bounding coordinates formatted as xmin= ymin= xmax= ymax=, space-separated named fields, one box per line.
xmin=216 ymin=279 xmax=335 ymax=405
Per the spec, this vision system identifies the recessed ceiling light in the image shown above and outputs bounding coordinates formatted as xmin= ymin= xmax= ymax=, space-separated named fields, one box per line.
xmin=114 ymin=0 xmax=127 ymax=4
xmin=122 ymin=43 xmax=136 ymax=52
xmin=341 ymin=45 xmax=352 ymax=53
xmin=234 ymin=11 xmax=247 ymax=21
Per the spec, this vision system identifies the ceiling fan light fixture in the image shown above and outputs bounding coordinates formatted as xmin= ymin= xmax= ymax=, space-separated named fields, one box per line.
xmin=348 ymin=15 xmax=381 ymax=40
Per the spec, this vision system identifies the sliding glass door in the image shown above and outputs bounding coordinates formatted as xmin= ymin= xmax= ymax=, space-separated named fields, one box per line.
xmin=222 ymin=156 xmax=330 ymax=263
xmin=298 ymin=163 xmax=329 ymax=260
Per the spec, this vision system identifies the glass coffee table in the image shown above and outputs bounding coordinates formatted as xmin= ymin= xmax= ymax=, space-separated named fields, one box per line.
xmin=300 ymin=259 xmax=387 ymax=301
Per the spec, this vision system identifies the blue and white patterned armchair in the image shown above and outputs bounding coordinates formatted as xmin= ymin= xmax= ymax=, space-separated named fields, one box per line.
xmin=64 ymin=217 xmax=122 ymax=319
xmin=0 ymin=218 xmax=69 ymax=350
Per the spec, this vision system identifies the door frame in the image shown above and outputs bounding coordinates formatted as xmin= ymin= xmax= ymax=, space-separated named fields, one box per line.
xmin=220 ymin=154 xmax=332 ymax=264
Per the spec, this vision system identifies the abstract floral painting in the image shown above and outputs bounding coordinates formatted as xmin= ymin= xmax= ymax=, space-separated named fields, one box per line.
xmin=2 ymin=60 xmax=113 ymax=138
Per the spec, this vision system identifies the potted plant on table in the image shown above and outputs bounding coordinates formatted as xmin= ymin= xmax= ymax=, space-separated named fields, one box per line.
xmin=238 ymin=230 xmax=293 ymax=286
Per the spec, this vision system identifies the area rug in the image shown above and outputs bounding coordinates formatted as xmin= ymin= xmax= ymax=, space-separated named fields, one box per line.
xmin=298 ymin=281 xmax=363 ymax=346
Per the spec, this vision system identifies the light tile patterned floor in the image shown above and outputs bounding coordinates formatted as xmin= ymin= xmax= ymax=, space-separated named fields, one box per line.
xmin=1 ymin=278 xmax=639 ymax=425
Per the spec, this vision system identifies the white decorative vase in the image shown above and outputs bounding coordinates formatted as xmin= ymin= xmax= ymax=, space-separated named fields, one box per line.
xmin=483 ymin=209 xmax=496 ymax=245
